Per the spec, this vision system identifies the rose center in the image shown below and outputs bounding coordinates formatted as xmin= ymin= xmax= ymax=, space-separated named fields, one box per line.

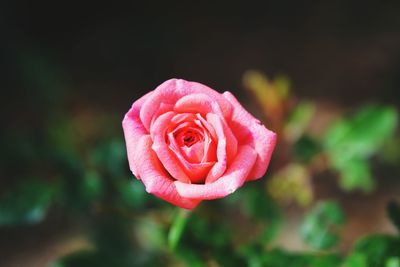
xmin=182 ymin=131 xmax=198 ymax=147
xmin=165 ymin=113 xmax=217 ymax=171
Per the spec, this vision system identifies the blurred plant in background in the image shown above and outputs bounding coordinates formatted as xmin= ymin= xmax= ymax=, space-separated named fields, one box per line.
xmin=0 ymin=66 xmax=399 ymax=267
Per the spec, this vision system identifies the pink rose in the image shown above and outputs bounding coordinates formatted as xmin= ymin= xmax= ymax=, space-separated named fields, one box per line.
xmin=122 ymin=79 xmax=277 ymax=209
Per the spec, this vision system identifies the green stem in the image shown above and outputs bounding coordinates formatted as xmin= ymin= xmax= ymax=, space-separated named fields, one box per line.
xmin=168 ymin=208 xmax=191 ymax=251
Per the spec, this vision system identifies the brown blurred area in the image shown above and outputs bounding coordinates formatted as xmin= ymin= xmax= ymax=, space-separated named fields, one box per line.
xmin=1 ymin=1 xmax=400 ymax=266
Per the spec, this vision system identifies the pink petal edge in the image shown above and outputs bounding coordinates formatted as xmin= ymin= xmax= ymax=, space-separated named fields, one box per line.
xmin=222 ymin=91 xmax=277 ymax=180
xmin=135 ymin=135 xmax=201 ymax=209
xmin=140 ymin=79 xmax=232 ymax=131
xmin=174 ymin=145 xmax=257 ymax=200
xmin=122 ymin=92 xmax=153 ymax=177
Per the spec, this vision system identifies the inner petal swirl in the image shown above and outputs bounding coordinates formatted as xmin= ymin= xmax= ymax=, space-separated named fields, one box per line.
xmin=165 ymin=112 xmax=218 ymax=183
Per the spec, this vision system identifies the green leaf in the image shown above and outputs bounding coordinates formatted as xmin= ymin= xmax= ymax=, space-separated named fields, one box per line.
xmin=338 ymin=159 xmax=374 ymax=192
xmin=0 ymin=179 xmax=57 ymax=225
xmin=341 ymin=253 xmax=368 ymax=267
xmin=387 ymin=257 xmax=400 ymax=267
xmin=324 ymin=105 xmax=398 ymax=164
xmin=285 ymin=101 xmax=316 ymax=142
xmin=324 ymin=105 xmax=397 ymax=192
xmin=352 ymin=234 xmax=400 ymax=267
xmin=300 ymin=201 xmax=345 ymax=250
xmin=387 ymin=201 xmax=400 ymax=232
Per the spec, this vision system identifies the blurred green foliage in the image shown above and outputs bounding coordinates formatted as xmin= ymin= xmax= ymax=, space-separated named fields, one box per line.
xmin=284 ymin=101 xmax=316 ymax=143
xmin=0 ymin=70 xmax=399 ymax=267
xmin=0 ymin=179 xmax=58 ymax=225
xmin=342 ymin=253 xmax=368 ymax=267
xmin=386 ymin=258 xmax=400 ymax=267
xmin=300 ymin=201 xmax=345 ymax=250
xmin=267 ymin=164 xmax=313 ymax=207
xmin=323 ymin=105 xmax=398 ymax=192
xmin=352 ymin=235 xmax=400 ymax=267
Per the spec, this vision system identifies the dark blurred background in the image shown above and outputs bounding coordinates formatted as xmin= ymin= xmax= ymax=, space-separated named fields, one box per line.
xmin=2 ymin=1 xmax=400 ymax=111
xmin=1 ymin=1 xmax=400 ymax=267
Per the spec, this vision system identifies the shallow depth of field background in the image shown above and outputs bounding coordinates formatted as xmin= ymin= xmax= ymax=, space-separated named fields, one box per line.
xmin=1 ymin=1 xmax=400 ymax=267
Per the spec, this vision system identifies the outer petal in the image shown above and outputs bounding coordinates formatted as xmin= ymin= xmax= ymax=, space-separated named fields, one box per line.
xmin=223 ymin=91 xmax=277 ymax=180
xmin=140 ymin=79 xmax=232 ymax=131
xmin=174 ymin=145 xmax=257 ymax=199
xmin=174 ymin=93 xmax=225 ymax=116
xmin=122 ymin=92 xmax=153 ymax=177
xmin=135 ymin=135 xmax=201 ymax=209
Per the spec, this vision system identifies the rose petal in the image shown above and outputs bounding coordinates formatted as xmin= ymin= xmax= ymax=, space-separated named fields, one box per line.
xmin=181 ymin=142 xmax=204 ymax=163
xmin=151 ymin=111 xmax=191 ymax=183
xmin=195 ymin=113 xmax=217 ymax=141
xmin=140 ymin=79 xmax=232 ymax=131
xmin=192 ymin=115 xmax=217 ymax=163
xmin=167 ymin=123 xmax=215 ymax=184
xmin=122 ymin=91 xmax=153 ymax=177
xmin=205 ymin=113 xmax=238 ymax=184
xmin=174 ymin=93 xmax=224 ymax=116
xmin=174 ymin=145 xmax=257 ymax=199
xmin=150 ymin=102 xmax=174 ymax=127
xmin=171 ymin=113 xmax=197 ymax=124
xmin=135 ymin=135 xmax=200 ymax=209
xmin=223 ymin=91 xmax=277 ymax=180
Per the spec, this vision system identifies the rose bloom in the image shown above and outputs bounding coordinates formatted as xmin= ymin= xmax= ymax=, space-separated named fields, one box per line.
xmin=122 ymin=79 xmax=276 ymax=209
